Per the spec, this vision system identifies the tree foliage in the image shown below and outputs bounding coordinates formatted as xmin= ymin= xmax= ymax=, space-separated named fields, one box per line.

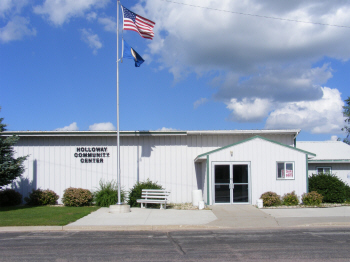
xmin=342 ymin=97 xmax=350 ymax=145
xmin=0 ymin=112 xmax=28 ymax=188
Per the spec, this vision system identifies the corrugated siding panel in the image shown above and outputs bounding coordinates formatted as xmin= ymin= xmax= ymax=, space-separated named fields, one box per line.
xmin=308 ymin=163 xmax=350 ymax=184
xmin=11 ymin=133 xmax=296 ymax=204
xmin=209 ymin=138 xmax=307 ymax=204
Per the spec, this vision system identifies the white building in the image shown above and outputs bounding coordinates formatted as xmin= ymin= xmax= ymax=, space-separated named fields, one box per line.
xmin=4 ymin=129 xmax=329 ymax=205
xmin=297 ymin=141 xmax=350 ymax=184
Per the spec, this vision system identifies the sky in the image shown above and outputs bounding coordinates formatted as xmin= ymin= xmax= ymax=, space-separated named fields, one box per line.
xmin=1 ymin=0 xmax=350 ymax=141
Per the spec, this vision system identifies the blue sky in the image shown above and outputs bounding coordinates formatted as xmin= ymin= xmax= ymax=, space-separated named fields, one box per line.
xmin=1 ymin=0 xmax=350 ymax=141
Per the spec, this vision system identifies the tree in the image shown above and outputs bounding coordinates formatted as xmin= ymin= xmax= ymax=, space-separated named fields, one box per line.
xmin=342 ymin=97 xmax=350 ymax=145
xmin=0 ymin=111 xmax=28 ymax=188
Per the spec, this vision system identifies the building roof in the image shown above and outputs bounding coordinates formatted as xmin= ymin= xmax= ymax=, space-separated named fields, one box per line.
xmin=296 ymin=141 xmax=350 ymax=163
xmin=195 ymin=135 xmax=315 ymax=162
xmin=2 ymin=129 xmax=301 ymax=137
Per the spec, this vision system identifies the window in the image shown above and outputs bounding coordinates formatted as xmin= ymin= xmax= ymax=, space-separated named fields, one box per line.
xmin=317 ymin=167 xmax=331 ymax=174
xmin=277 ymin=162 xmax=294 ymax=180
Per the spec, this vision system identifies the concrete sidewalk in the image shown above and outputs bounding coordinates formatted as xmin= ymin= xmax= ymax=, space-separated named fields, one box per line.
xmin=1 ymin=205 xmax=350 ymax=232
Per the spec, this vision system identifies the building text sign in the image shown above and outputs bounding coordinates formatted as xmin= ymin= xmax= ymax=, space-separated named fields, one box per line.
xmin=74 ymin=147 xmax=110 ymax=163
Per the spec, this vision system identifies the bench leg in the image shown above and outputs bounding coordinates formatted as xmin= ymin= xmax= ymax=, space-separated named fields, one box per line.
xmin=141 ymin=203 xmax=145 ymax=209
xmin=160 ymin=203 xmax=164 ymax=210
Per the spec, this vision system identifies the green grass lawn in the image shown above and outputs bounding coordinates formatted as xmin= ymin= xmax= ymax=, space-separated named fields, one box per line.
xmin=0 ymin=206 xmax=100 ymax=226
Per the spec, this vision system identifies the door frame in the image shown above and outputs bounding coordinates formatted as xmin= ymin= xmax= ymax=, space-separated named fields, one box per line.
xmin=212 ymin=161 xmax=251 ymax=205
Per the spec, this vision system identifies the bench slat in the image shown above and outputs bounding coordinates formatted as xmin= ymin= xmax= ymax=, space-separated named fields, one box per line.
xmin=137 ymin=189 xmax=171 ymax=209
xmin=137 ymin=200 xmax=167 ymax=203
xmin=142 ymin=193 xmax=170 ymax=196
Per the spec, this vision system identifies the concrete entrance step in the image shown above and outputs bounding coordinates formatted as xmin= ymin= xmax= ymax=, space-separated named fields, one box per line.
xmin=207 ymin=205 xmax=279 ymax=228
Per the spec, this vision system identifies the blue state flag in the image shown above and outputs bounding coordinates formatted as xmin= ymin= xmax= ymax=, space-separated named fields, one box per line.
xmin=122 ymin=40 xmax=145 ymax=67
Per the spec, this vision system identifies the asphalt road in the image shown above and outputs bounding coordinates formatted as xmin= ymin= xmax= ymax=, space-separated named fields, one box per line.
xmin=1 ymin=227 xmax=350 ymax=261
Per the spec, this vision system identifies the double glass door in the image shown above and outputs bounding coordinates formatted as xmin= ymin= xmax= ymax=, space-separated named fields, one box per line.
xmin=214 ymin=163 xmax=249 ymax=204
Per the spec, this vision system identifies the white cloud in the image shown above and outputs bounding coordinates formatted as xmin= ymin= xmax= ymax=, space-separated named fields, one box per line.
xmin=33 ymin=0 xmax=109 ymax=26
xmin=55 ymin=122 xmax=79 ymax=131
xmin=0 ymin=0 xmax=13 ymax=17
xmin=140 ymin=1 xmax=350 ymax=131
xmin=265 ymin=87 xmax=345 ymax=133
xmin=226 ymin=98 xmax=272 ymax=122
xmin=98 ymin=17 xmax=116 ymax=32
xmin=0 ymin=0 xmax=28 ymax=18
xmin=157 ymin=127 xmax=177 ymax=131
xmin=0 ymin=16 xmax=36 ymax=43
xmin=194 ymin=98 xmax=208 ymax=109
xmin=86 ymin=11 xmax=97 ymax=21
xmin=330 ymin=135 xmax=338 ymax=141
xmin=81 ymin=28 xmax=102 ymax=54
xmin=89 ymin=122 xmax=116 ymax=131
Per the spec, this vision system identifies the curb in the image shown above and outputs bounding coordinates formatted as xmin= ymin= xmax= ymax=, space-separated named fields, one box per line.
xmin=1 ymin=223 xmax=350 ymax=232
xmin=0 ymin=225 xmax=227 ymax=232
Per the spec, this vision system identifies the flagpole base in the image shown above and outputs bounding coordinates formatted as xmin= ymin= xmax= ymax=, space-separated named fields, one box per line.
xmin=109 ymin=204 xmax=130 ymax=213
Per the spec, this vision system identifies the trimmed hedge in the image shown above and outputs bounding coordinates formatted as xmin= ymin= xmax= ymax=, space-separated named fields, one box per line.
xmin=128 ymin=179 xmax=163 ymax=207
xmin=309 ymin=173 xmax=347 ymax=203
xmin=282 ymin=191 xmax=299 ymax=206
xmin=62 ymin=187 xmax=93 ymax=207
xmin=260 ymin=191 xmax=281 ymax=207
xmin=25 ymin=189 xmax=59 ymax=206
xmin=302 ymin=191 xmax=323 ymax=206
xmin=0 ymin=189 xmax=22 ymax=206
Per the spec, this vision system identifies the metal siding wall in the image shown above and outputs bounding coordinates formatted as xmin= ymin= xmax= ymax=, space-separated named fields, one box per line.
xmin=12 ymin=136 xmax=118 ymax=203
xmin=11 ymin=133 xmax=296 ymax=204
xmin=308 ymin=163 xmax=350 ymax=185
xmin=209 ymin=138 xmax=307 ymax=204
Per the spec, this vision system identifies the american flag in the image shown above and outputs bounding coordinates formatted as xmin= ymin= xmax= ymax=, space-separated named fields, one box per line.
xmin=121 ymin=5 xmax=155 ymax=40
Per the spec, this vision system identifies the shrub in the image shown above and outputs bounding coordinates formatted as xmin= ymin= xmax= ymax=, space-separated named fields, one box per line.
xmin=62 ymin=187 xmax=93 ymax=207
xmin=128 ymin=179 xmax=163 ymax=208
xmin=0 ymin=189 xmax=22 ymax=206
xmin=94 ymin=180 xmax=125 ymax=207
xmin=260 ymin=191 xmax=281 ymax=207
xmin=345 ymin=184 xmax=350 ymax=203
xmin=25 ymin=189 xmax=59 ymax=206
xmin=309 ymin=173 xmax=347 ymax=203
xmin=302 ymin=191 xmax=323 ymax=206
xmin=282 ymin=191 xmax=299 ymax=206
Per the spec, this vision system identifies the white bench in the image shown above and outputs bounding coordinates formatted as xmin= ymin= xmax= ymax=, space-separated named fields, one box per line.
xmin=136 ymin=189 xmax=171 ymax=209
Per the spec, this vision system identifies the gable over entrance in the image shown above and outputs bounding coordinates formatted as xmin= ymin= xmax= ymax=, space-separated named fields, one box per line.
xmin=195 ymin=136 xmax=315 ymax=205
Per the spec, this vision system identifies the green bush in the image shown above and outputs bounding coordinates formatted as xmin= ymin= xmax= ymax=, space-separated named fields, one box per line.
xmin=309 ymin=173 xmax=347 ymax=203
xmin=282 ymin=191 xmax=299 ymax=206
xmin=0 ymin=189 xmax=22 ymax=206
xmin=128 ymin=179 xmax=163 ymax=207
xmin=62 ymin=187 xmax=93 ymax=207
xmin=25 ymin=189 xmax=59 ymax=206
xmin=260 ymin=191 xmax=281 ymax=207
xmin=93 ymin=180 xmax=125 ymax=207
xmin=302 ymin=191 xmax=323 ymax=206
xmin=345 ymin=184 xmax=350 ymax=203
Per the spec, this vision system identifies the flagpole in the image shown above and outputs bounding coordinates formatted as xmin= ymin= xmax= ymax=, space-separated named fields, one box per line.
xmin=116 ymin=0 xmax=121 ymax=205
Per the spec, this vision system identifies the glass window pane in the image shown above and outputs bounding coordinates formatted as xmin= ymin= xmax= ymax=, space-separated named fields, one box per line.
xmin=215 ymin=165 xmax=230 ymax=183
xmin=285 ymin=163 xmax=294 ymax=178
xmin=233 ymin=165 xmax=248 ymax=183
xmin=324 ymin=167 xmax=331 ymax=173
xmin=215 ymin=185 xmax=230 ymax=203
xmin=277 ymin=163 xmax=284 ymax=178
xmin=233 ymin=185 xmax=249 ymax=202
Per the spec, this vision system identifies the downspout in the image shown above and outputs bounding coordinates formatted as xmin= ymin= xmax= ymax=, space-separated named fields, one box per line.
xmin=293 ymin=130 xmax=300 ymax=147
xmin=207 ymin=155 xmax=210 ymax=205
xmin=306 ymin=154 xmax=309 ymax=193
